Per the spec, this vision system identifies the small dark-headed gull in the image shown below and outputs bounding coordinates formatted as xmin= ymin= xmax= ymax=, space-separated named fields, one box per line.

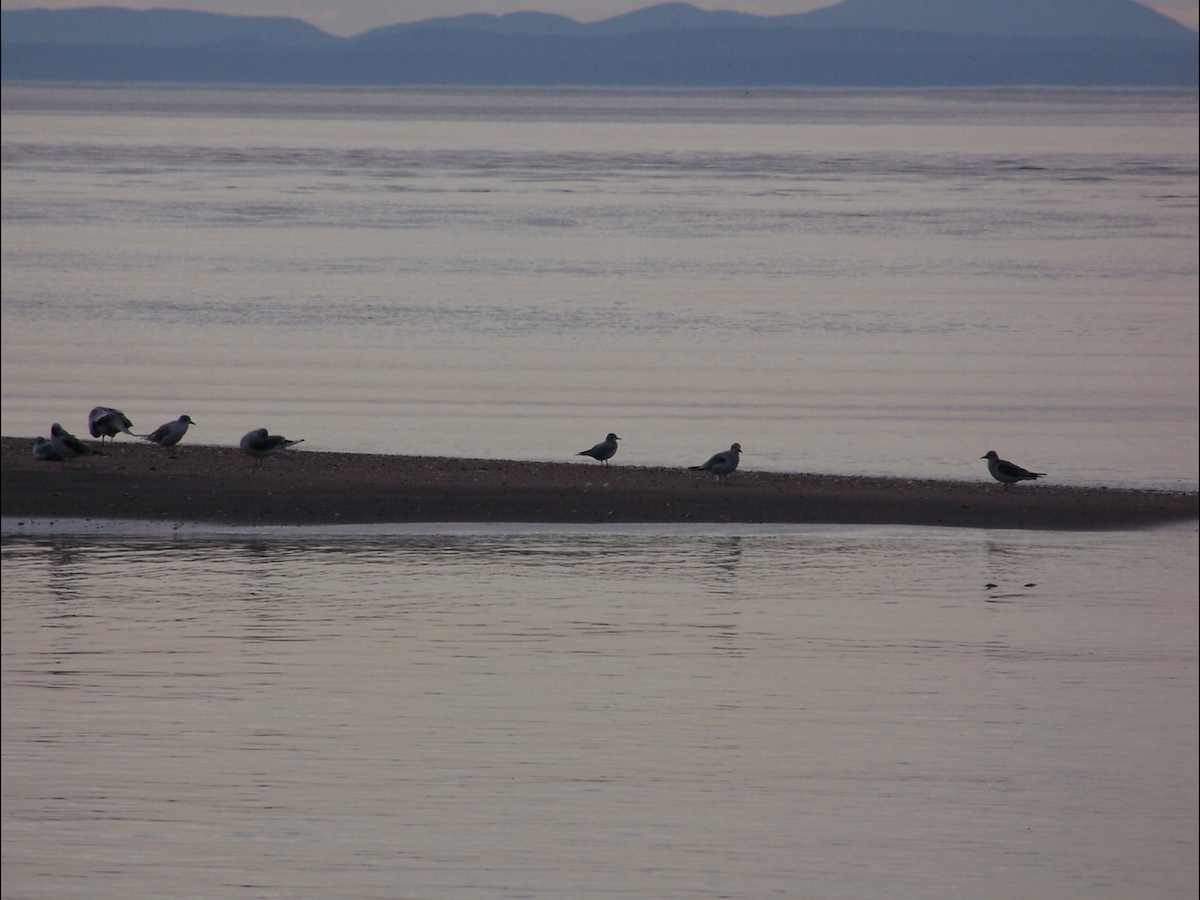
xmin=144 ymin=415 xmax=194 ymax=455
xmin=982 ymin=450 xmax=1045 ymax=488
xmin=33 ymin=436 xmax=64 ymax=462
xmin=578 ymin=433 xmax=621 ymax=466
xmin=88 ymin=406 xmax=136 ymax=444
xmin=240 ymin=428 xmax=304 ymax=467
xmin=50 ymin=422 xmax=102 ymax=461
xmin=690 ymin=442 xmax=742 ymax=483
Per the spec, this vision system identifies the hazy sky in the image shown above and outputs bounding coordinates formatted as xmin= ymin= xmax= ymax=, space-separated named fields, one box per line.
xmin=4 ymin=0 xmax=1198 ymax=35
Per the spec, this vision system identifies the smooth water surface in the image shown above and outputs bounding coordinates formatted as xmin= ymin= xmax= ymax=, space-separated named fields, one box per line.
xmin=2 ymin=86 xmax=1197 ymax=488
xmin=2 ymin=524 xmax=1197 ymax=899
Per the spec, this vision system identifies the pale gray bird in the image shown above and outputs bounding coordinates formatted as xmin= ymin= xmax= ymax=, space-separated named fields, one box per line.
xmin=690 ymin=442 xmax=742 ymax=483
xmin=49 ymin=422 xmax=102 ymax=461
xmin=240 ymin=427 xmax=304 ymax=467
xmin=88 ymin=406 xmax=135 ymax=444
xmin=578 ymin=433 xmax=621 ymax=466
xmin=144 ymin=415 xmax=195 ymax=455
xmin=982 ymin=450 xmax=1045 ymax=487
xmin=33 ymin=436 xmax=63 ymax=462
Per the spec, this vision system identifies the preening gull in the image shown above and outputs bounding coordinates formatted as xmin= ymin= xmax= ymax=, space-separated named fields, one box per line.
xmin=49 ymin=422 xmax=102 ymax=461
xmin=144 ymin=415 xmax=195 ymax=455
xmin=982 ymin=450 xmax=1045 ymax=487
xmin=578 ymin=433 xmax=621 ymax=466
xmin=690 ymin=442 xmax=741 ymax=483
xmin=88 ymin=406 xmax=135 ymax=444
xmin=240 ymin=428 xmax=304 ymax=467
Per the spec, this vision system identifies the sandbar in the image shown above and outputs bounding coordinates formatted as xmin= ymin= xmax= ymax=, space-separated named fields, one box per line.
xmin=2 ymin=437 xmax=1195 ymax=532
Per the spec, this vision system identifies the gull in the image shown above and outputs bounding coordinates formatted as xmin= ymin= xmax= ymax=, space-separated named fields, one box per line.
xmin=49 ymin=422 xmax=102 ymax=461
xmin=88 ymin=406 xmax=136 ymax=444
xmin=33 ymin=436 xmax=63 ymax=462
xmin=982 ymin=450 xmax=1045 ymax=488
xmin=690 ymin=442 xmax=742 ymax=483
xmin=578 ymin=433 xmax=621 ymax=466
xmin=144 ymin=415 xmax=195 ymax=455
xmin=240 ymin=428 xmax=304 ymax=467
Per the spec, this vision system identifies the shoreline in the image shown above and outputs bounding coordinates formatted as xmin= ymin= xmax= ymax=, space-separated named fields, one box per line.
xmin=3 ymin=437 xmax=1196 ymax=532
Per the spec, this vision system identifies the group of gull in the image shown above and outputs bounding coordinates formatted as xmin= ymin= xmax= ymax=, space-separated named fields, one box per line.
xmin=34 ymin=407 xmax=301 ymax=468
xmin=579 ymin=435 xmax=1043 ymax=487
xmin=577 ymin=433 xmax=744 ymax=483
xmin=33 ymin=412 xmax=1045 ymax=487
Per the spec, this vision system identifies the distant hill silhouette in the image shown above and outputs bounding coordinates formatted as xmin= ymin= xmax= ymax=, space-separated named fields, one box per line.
xmin=0 ymin=6 xmax=336 ymax=47
xmin=795 ymin=0 xmax=1193 ymax=38
xmin=2 ymin=1 xmax=1196 ymax=86
xmin=361 ymin=0 xmax=1192 ymax=38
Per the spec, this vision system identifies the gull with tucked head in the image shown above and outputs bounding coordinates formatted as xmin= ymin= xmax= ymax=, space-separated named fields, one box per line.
xmin=33 ymin=436 xmax=64 ymax=462
xmin=50 ymin=422 xmax=102 ymax=461
xmin=240 ymin=428 xmax=304 ymax=467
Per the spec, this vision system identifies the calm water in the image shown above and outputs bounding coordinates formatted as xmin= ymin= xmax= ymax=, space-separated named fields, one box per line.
xmin=1 ymin=85 xmax=1197 ymax=488
xmin=2 ymin=523 xmax=1197 ymax=899
xmin=2 ymin=86 xmax=1198 ymax=898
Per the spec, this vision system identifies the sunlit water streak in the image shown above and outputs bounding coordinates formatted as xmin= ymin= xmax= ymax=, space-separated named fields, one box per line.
xmin=2 ymin=86 xmax=1197 ymax=489
xmin=2 ymin=524 xmax=1197 ymax=899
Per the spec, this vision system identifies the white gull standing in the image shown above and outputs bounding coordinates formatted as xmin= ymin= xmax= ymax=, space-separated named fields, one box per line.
xmin=690 ymin=442 xmax=742 ymax=484
xmin=982 ymin=450 xmax=1045 ymax=488
xmin=577 ymin=433 xmax=621 ymax=466
xmin=144 ymin=415 xmax=195 ymax=455
xmin=240 ymin=428 xmax=304 ymax=467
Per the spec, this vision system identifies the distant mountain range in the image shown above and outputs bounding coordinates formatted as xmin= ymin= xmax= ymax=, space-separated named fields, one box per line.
xmin=2 ymin=1 xmax=1196 ymax=87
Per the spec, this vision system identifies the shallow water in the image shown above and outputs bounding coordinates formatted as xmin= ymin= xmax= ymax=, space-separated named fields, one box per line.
xmin=2 ymin=524 xmax=1197 ymax=899
xmin=2 ymin=86 xmax=1197 ymax=489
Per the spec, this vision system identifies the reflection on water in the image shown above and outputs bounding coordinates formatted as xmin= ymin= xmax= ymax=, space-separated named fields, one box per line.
xmin=3 ymin=526 xmax=1196 ymax=899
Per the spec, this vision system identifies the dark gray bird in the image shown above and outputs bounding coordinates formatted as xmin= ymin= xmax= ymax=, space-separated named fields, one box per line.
xmin=33 ymin=436 xmax=63 ymax=462
xmin=50 ymin=422 xmax=102 ymax=461
xmin=144 ymin=415 xmax=195 ymax=455
xmin=578 ymin=433 xmax=621 ymax=466
xmin=690 ymin=442 xmax=742 ymax=483
xmin=240 ymin=428 xmax=304 ymax=467
xmin=982 ymin=450 xmax=1045 ymax=487
xmin=88 ymin=406 xmax=135 ymax=444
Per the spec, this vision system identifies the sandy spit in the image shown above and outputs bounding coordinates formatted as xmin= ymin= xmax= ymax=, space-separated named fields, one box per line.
xmin=2 ymin=437 xmax=1196 ymax=531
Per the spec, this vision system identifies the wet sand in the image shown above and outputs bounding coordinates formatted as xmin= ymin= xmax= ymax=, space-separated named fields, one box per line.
xmin=2 ymin=436 xmax=1195 ymax=531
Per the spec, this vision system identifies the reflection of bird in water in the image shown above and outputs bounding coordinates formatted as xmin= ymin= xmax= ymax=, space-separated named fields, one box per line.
xmin=50 ymin=423 xmax=102 ymax=461
xmin=578 ymin=433 xmax=621 ymax=466
xmin=144 ymin=415 xmax=195 ymax=455
xmin=33 ymin=436 xmax=63 ymax=461
xmin=240 ymin=428 xmax=304 ymax=467
xmin=690 ymin=442 xmax=741 ymax=483
xmin=981 ymin=450 xmax=1045 ymax=488
xmin=88 ymin=406 xmax=136 ymax=444
xmin=708 ymin=535 xmax=745 ymax=583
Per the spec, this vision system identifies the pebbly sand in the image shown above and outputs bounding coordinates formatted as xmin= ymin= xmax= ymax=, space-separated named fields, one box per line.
xmin=2 ymin=436 xmax=1196 ymax=531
